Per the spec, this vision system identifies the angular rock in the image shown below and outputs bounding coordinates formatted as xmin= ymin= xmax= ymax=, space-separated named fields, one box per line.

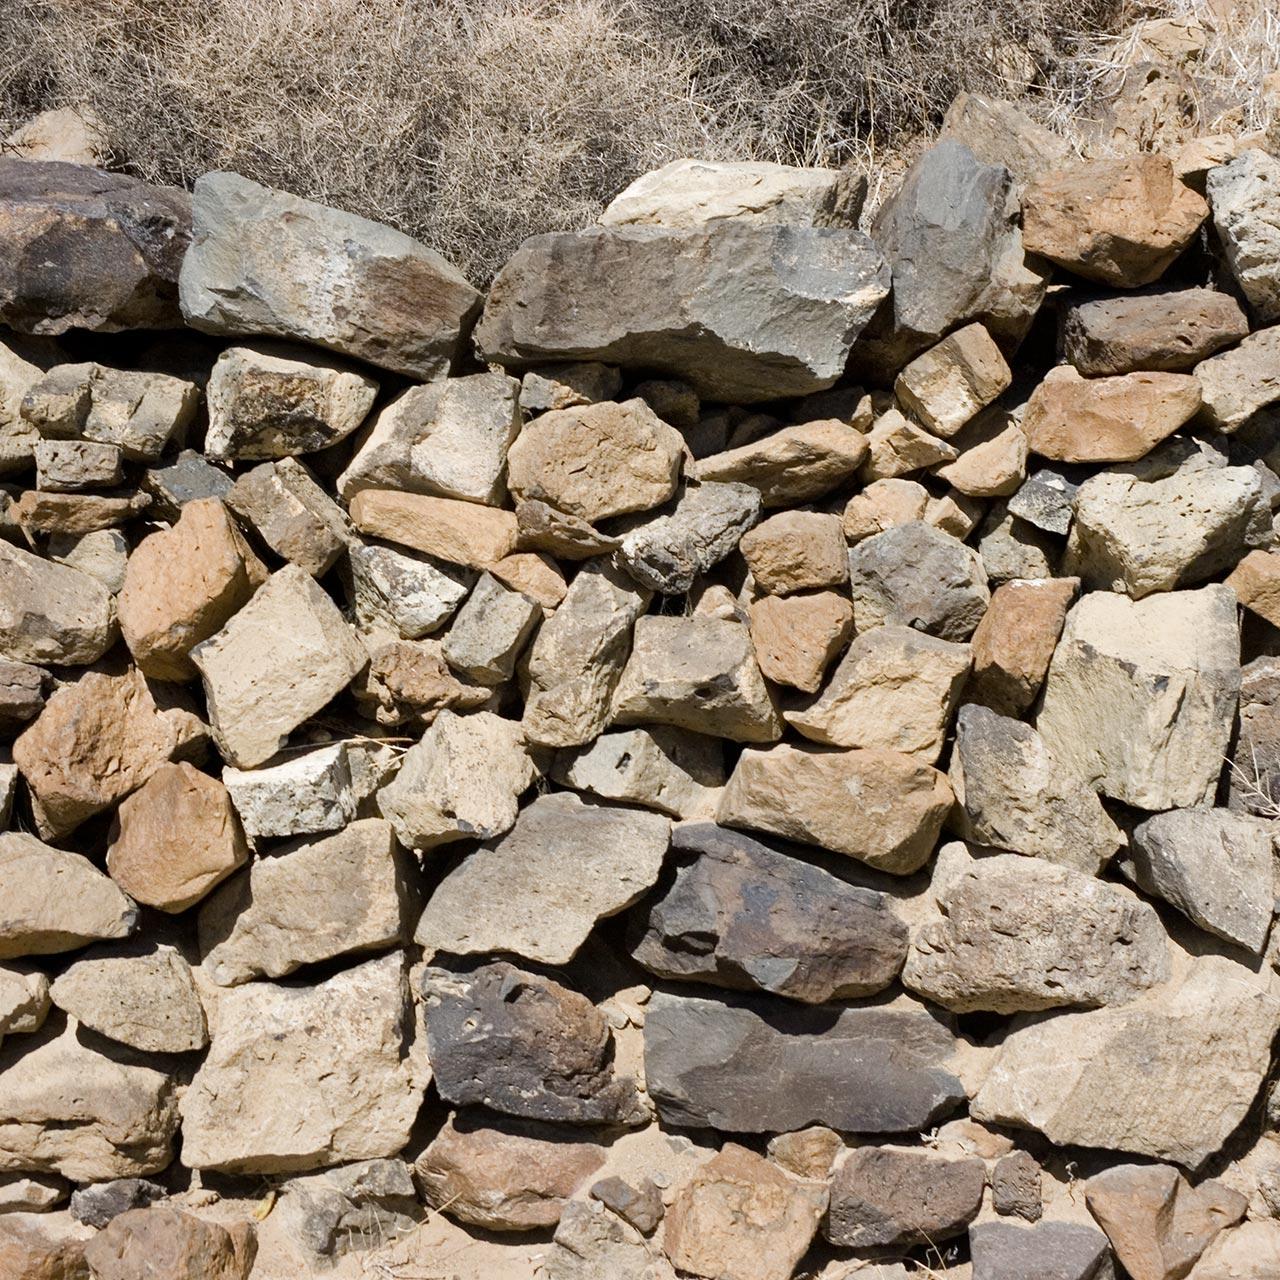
xmin=355 ymin=636 xmax=492 ymax=727
xmin=739 ymin=510 xmax=846 ymax=595
xmin=180 ymin=952 xmax=425 ymax=1173
xmin=843 ymin=477 xmax=930 ymax=541
xmin=70 ymin=1178 xmax=166 ymax=1229
xmin=348 ymin=488 xmax=518 ymax=569
xmin=848 ymin=521 xmax=990 ymax=641
xmin=1188 ymin=1221 xmax=1280 ymax=1279
xmin=0 ymin=967 xmax=50 ymax=1045
xmin=940 ymin=92 xmax=1074 ymax=186
xmin=476 ymin=223 xmax=890 ymax=403
xmin=47 ymin=529 xmax=128 ymax=595
xmin=973 ymin=956 xmax=1280 ymax=1168
xmin=420 ymin=962 xmax=645 ymax=1126
xmin=0 ymin=659 xmax=46 ymax=732
xmin=515 ymin=498 xmax=620 ymax=560
xmin=992 ymin=1150 xmax=1042 ymax=1222
xmin=1194 ymin=324 xmax=1280 ymax=433
xmin=0 ymin=542 xmax=115 ymax=666
xmin=1228 ymin=549 xmax=1280 ymax=628
xmin=12 ymin=489 xmax=149 ymax=536
xmin=348 ymin=541 xmax=472 ymax=641
xmin=106 ymin=762 xmax=248 ymax=913
xmin=895 ymin=323 xmax=1012 ymax=438
xmin=143 ymin=449 xmax=233 ymax=522
xmin=191 ymin=564 xmax=366 ymax=768
xmin=0 ymin=1214 xmax=90 ymax=1280
xmin=519 ymin=361 xmax=622 ymax=414
xmin=489 ymin=550 xmax=567 ymax=611
xmin=664 ymin=1144 xmax=826 ymax=1280
xmin=949 ymin=705 xmax=1123 ymax=873
xmin=545 ymin=1199 xmax=676 ymax=1280
xmin=34 ymin=439 xmax=122 ymax=491
xmin=1022 ymin=155 xmax=1208 ymax=287
xmin=180 ymin=171 xmax=480 ymax=379
xmin=969 ymin=1220 xmax=1114 ymax=1280
xmin=199 ymin=819 xmax=412 ymax=985
xmin=1208 ymin=149 xmax=1280 ymax=323
xmin=442 ymin=572 xmax=540 ymax=685
xmin=415 ymin=790 xmax=669 ymax=964
xmin=859 ymin=404 xmax=958 ymax=480
xmin=1008 ymin=464 xmax=1086 ymax=535
xmin=631 ymin=822 xmax=908 ymax=1003
xmin=644 ymin=989 xmax=966 ymax=1133
xmin=0 ymin=338 xmax=42 ymax=474
xmin=1231 ymin=656 xmax=1280 ymax=816
xmin=0 ymin=159 xmax=190 ymax=333
xmin=968 ymin=577 xmax=1077 ymax=715
xmin=786 ymin=624 xmax=970 ymax=762
xmin=226 ymin=458 xmax=353 ymax=576
xmin=1036 ymin=585 xmax=1240 ymax=810
xmin=903 ymin=842 xmax=1169 ymax=1013
xmin=978 ymin=502 xmax=1059 ymax=583
xmin=223 ymin=743 xmax=355 ymax=841
xmin=747 ymin=591 xmax=854 ymax=693
xmin=82 ymin=1205 xmax=255 ymax=1280
xmin=934 ymin=402 xmax=1028 ymax=498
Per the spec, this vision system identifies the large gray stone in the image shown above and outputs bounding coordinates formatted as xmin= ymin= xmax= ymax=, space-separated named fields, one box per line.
xmin=0 ymin=541 xmax=116 ymax=666
xmin=1208 ymin=149 xmax=1280 ymax=323
xmin=1194 ymin=324 xmax=1280 ymax=433
xmin=969 ymin=1220 xmax=1114 ymax=1280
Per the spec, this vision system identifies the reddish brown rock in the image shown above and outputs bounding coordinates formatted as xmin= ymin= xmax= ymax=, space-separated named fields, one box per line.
xmin=748 ymin=592 xmax=853 ymax=693
xmin=0 ymin=1214 xmax=90 ymax=1280
xmin=740 ymin=511 xmax=848 ymax=595
xmin=82 ymin=1205 xmax=255 ymax=1280
xmin=12 ymin=490 xmax=149 ymax=535
xmin=1227 ymin=550 xmax=1280 ymax=628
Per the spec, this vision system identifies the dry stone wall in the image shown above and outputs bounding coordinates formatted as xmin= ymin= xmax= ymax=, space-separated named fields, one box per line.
xmin=0 ymin=93 xmax=1279 ymax=1280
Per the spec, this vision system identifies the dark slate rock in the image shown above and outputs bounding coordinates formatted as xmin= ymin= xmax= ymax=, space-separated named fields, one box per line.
xmin=143 ymin=450 xmax=234 ymax=522
xmin=992 ymin=1150 xmax=1043 ymax=1222
xmin=643 ymin=989 xmax=966 ymax=1134
xmin=970 ymin=1220 xmax=1113 ymax=1280
xmin=629 ymin=823 xmax=908 ymax=1004
xmin=70 ymin=1177 xmax=167 ymax=1229
xmin=1006 ymin=466 xmax=1088 ymax=537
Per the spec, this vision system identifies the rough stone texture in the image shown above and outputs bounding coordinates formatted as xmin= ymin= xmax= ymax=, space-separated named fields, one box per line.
xmin=414 ymin=1115 xmax=605 ymax=1232
xmin=144 ymin=449 xmax=233 ymax=521
xmin=47 ymin=529 xmax=127 ymax=595
xmin=903 ymin=843 xmax=1169 ymax=1013
xmin=1023 ymin=154 xmax=1208 ymax=286
xmin=545 ymin=1199 xmax=677 ymax=1280
xmin=719 ymin=742 xmax=952 ymax=874
xmin=1231 ymin=656 xmax=1280 ymax=816
xmin=82 ymin=1205 xmax=255 ymax=1280
xmin=1194 ymin=324 xmax=1280 ymax=432
xmin=520 ymin=361 xmax=622 ymax=413
xmin=843 ymin=477 xmax=930 ymax=541
xmin=475 ymin=223 xmax=890 ymax=403
xmin=979 ymin=506 xmax=1068 ymax=586
xmin=786 ymin=624 xmax=970 ymax=762
xmin=35 ymin=439 xmax=122 ymax=491
xmin=0 ymin=966 xmax=51 ymax=1045
xmin=895 ymin=323 xmax=1012 ymax=438
xmin=515 ymin=498 xmax=620 ymax=560
xmin=1061 ymin=288 xmax=1250 ymax=376
xmin=1008 ymin=465 xmax=1086 ymax=535
xmin=969 ymin=1220 xmax=1114 ymax=1280
xmin=180 ymin=952 xmax=425 ymax=1173
xmin=949 ymin=705 xmax=1124 ymax=873
xmin=348 ymin=488 xmax=518 ymax=569
xmin=644 ymin=989 xmax=966 ymax=1133
xmin=198 ymin=819 xmax=412 ymax=985
xmin=356 ymin=637 xmax=485 ymax=728
xmin=739 ymin=510 xmax=846 ymax=594
xmin=1207 ymin=149 xmax=1280 ymax=323
xmin=12 ymin=489 xmax=149 ymax=537
xmin=226 ymin=458 xmax=353 ymax=576
xmin=1036 ymin=585 xmax=1240 ymax=811
xmin=1023 ymin=365 xmax=1202 ymax=463
xmin=825 ymin=1145 xmax=985 ymax=1248
xmin=973 ymin=956 xmax=1280 ymax=1169
xmin=1228 ymin=549 xmax=1280 ymax=628
xmin=222 ymin=743 xmax=356 ymax=841
xmin=993 ymin=1150 xmax=1043 ymax=1222
xmin=859 ymin=405 xmax=958 ymax=480
xmin=0 ymin=659 xmax=46 ymax=733
xmin=0 ymin=1214 xmax=91 ymax=1280
xmin=847 ymin=522 xmax=991 ymax=641
xmin=490 ymin=550 xmax=567 ymax=611
xmin=0 ymin=159 xmax=190 ymax=334
xmin=934 ymin=402 xmax=1028 ymax=497
xmin=420 ymin=962 xmax=645 ymax=1126
xmin=663 ymin=1144 xmax=826 ymax=1280
xmin=1125 ymin=808 xmax=1275 ymax=954
xmin=191 ymin=564 xmax=366 ymax=768
xmin=0 ymin=542 xmax=116 ymax=667
xmin=748 ymin=592 xmax=854 ymax=693
xmin=611 ymin=614 xmax=782 ymax=743
xmin=968 ymin=577 xmax=1077 ymax=715
xmin=442 ymin=573 xmax=541 ymax=685
xmin=70 ymin=1178 xmax=166 ymax=1229
xmin=415 ymin=791 xmax=669 ymax=965
xmin=180 ymin=171 xmax=480 ymax=379
xmin=0 ymin=1018 xmax=179 ymax=1182
xmin=630 ymin=822 xmax=908 ymax=1003
xmin=940 ymin=92 xmax=1073 ymax=186
xmin=349 ymin=541 xmax=473 ymax=641
xmin=106 ymin=762 xmax=247 ymax=913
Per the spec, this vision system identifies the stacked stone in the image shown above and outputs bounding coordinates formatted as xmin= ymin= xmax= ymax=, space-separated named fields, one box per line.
xmin=0 ymin=96 xmax=1279 ymax=1280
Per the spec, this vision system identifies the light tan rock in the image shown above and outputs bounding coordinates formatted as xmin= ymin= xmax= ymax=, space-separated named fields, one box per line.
xmin=1194 ymin=325 xmax=1280 ymax=433
xmin=842 ymin=477 xmax=930 ymax=542
xmin=895 ymin=323 xmax=1012 ymax=438
xmin=82 ymin=1205 xmax=257 ymax=1280
xmin=1188 ymin=1220 xmax=1280 ymax=1278
xmin=0 ymin=541 xmax=116 ymax=667
xmin=4 ymin=106 xmax=109 ymax=165
xmin=739 ymin=511 xmax=847 ymax=594
xmin=934 ymin=403 xmax=1028 ymax=497
xmin=11 ymin=489 xmax=149 ymax=536
xmin=348 ymin=488 xmax=518 ymax=568
xmin=47 ymin=527 xmax=128 ymax=594
xmin=859 ymin=405 xmax=958 ymax=481
xmin=718 ymin=743 xmax=952 ymax=874
xmin=0 ymin=338 xmax=43 ymax=474
xmin=748 ymin=591 xmax=853 ymax=693
xmin=0 ymin=1212 xmax=91 ymax=1278
xmin=0 ymin=966 xmax=50 ymax=1045
xmin=1207 ymin=149 xmax=1280 ymax=324
xmin=490 ymin=551 xmax=568 ymax=610
xmin=1228 ymin=549 xmax=1280 ymax=627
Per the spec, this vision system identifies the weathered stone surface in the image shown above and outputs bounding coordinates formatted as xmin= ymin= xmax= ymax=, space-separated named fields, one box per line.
xmin=1194 ymin=325 xmax=1280 ymax=432
xmin=515 ymin=498 xmax=620 ymax=560
xmin=1125 ymin=808 xmax=1275 ymax=954
xmin=143 ymin=449 xmax=233 ymax=521
xmin=35 ymin=439 xmax=122 ymax=491
xmin=0 ymin=1019 xmax=179 ymax=1181
xmin=180 ymin=171 xmax=480 ymax=379
xmin=664 ymin=1144 xmax=826 ymax=1280
xmin=0 ymin=159 xmax=190 ymax=333
xmin=1228 ymin=549 xmax=1280 ymax=627
xmin=611 ymin=614 xmax=781 ymax=742
xmin=973 ymin=956 xmax=1280 ymax=1168
xmin=12 ymin=489 xmax=148 ymax=536
xmin=476 ymin=223 xmax=889 ymax=403
xmin=1023 ymin=365 xmax=1202 ymax=463
xmin=786 ymin=624 xmax=970 ymax=761
xmin=940 ymin=92 xmax=1074 ymax=185
xmin=415 ymin=791 xmax=669 ymax=964
xmin=349 ymin=541 xmax=473 ymax=641
xmin=1023 ymin=155 xmax=1207 ymax=287
xmin=0 ymin=339 xmax=44 ymax=474
xmin=1185 ymin=1220 xmax=1280 ymax=1278
xmin=978 ymin=502 xmax=1059 ymax=584
xmin=355 ymin=637 xmax=492 ymax=728
xmin=421 ymin=962 xmax=645 ymax=1126
xmin=0 ymin=967 xmax=50 ymax=1045
xmin=199 ymin=819 xmax=411 ymax=985
xmin=180 ymin=952 xmax=425 ymax=1173
xmin=720 ymin=742 xmax=951 ymax=874
xmin=0 ymin=1214 xmax=90 ymax=1280
xmin=825 ymin=1145 xmax=985 ymax=1248
xmin=1085 ymin=1162 xmax=1245 ymax=1280
xmin=192 ymin=564 xmax=366 ymax=768
xmin=969 ymin=1220 xmax=1114 ymax=1280
xmin=0 ymin=542 xmax=115 ymax=666
xmin=414 ymin=1114 xmax=605 ymax=1232
xmin=552 ymin=726 xmax=723 ymax=819
xmin=442 ymin=572 xmax=540 ymax=685
xmin=82 ymin=1205 xmax=255 ymax=1280
xmin=848 ymin=522 xmax=990 ymax=641
xmin=993 ymin=1150 xmax=1042 ymax=1222
xmin=1061 ymin=288 xmax=1250 ymax=376
xmin=644 ymin=989 xmax=966 ymax=1133
xmin=631 ymin=822 xmax=907 ymax=1003
xmin=843 ymin=477 xmax=930 ymax=541
xmin=895 ymin=323 xmax=1012 ymax=438
xmin=1229 ymin=659 xmax=1280 ymax=815
xmin=949 ymin=705 xmax=1123 ymax=873
xmin=46 ymin=529 xmax=127 ymax=595
xmin=904 ymin=843 xmax=1169 ymax=1013
xmin=934 ymin=402 xmax=1028 ymax=497
xmin=119 ymin=498 xmax=266 ymax=681
xmin=0 ymin=662 xmax=44 ymax=736
xmin=1208 ymin=149 xmax=1280 ymax=323
xmin=222 ymin=743 xmax=355 ymax=840
xmin=1036 ymin=585 xmax=1240 ymax=811
xmin=376 ymin=710 xmax=537 ymax=851
xmin=70 ymin=1178 xmax=165 ymax=1229
xmin=1008 ymin=464 xmax=1086 ymax=535
xmin=968 ymin=577 xmax=1077 ymax=716
xmin=338 ymin=371 xmax=520 ymax=504
xmin=740 ymin=510 xmax=846 ymax=595
xmin=348 ymin=488 xmax=518 ymax=569
xmin=490 ymin=550 xmax=567 ymax=611
xmin=859 ymin=404 xmax=958 ymax=480
xmin=748 ymin=592 xmax=854 ymax=693
xmin=106 ymin=762 xmax=247 ymax=913
xmin=49 ymin=943 xmax=206 ymax=1054
xmin=519 ymin=362 xmax=622 ymax=414
xmin=545 ymin=1199 xmax=677 ymax=1280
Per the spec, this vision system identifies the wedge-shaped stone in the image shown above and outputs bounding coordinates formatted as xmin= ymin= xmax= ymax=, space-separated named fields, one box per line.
xmin=415 ymin=791 xmax=669 ymax=964
xmin=1194 ymin=325 xmax=1280 ymax=432
xmin=1036 ymin=585 xmax=1240 ymax=811
xmin=1208 ymin=149 xmax=1280 ymax=323
xmin=972 ymin=956 xmax=1280 ymax=1168
xmin=180 ymin=171 xmax=480 ymax=379
xmin=644 ymin=989 xmax=966 ymax=1133
xmin=180 ymin=952 xmax=426 ymax=1173
xmin=904 ymin=843 xmax=1169 ymax=1013
xmin=442 ymin=572 xmax=540 ymax=685
xmin=348 ymin=489 xmax=517 ymax=569
xmin=475 ymin=223 xmax=889 ymax=403
xmin=191 ymin=564 xmax=366 ymax=768
xmin=222 ymin=743 xmax=356 ymax=841
xmin=632 ymin=823 xmax=907 ymax=1003
xmin=515 ymin=498 xmax=620 ymax=560
xmin=349 ymin=542 xmax=472 ymax=641
xmin=0 ymin=541 xmax=115 ymax=666
xmin=939 ymin=92 xmax=1073 ymax=186
xmin=0 ymin=967 xmax=50 ymax=1045
xmin=82 ymin=1205 xmax=257 ymax=1280
xmin=226 ymin=458 xmax=353 ymax=576
xmin=934 ymin=402 xmax=1028 ymax=497
xmin=748 ymin=591 xmax=853 ymax=694
xmin=860 ymin=405 xmax=958 ymax=480
xmin=895 ymin=323 xmax=1012 ymax=439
